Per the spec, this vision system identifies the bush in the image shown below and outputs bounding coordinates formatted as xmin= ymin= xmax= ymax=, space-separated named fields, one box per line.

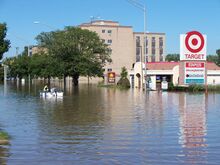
xmin=117 ymin=67 xmax=130 ymax=89
xmin=117 ymin=78 xmax=130 ymax=89
xmin=168 ymin=82 xmax=174 ymax=90
xmin=188 ymin=84 xmax=205 ymax=92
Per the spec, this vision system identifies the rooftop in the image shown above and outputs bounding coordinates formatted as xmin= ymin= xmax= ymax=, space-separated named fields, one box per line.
xmin=146 ymin=62 xmax=220 ymax=70
xmin=79 ymin=20 xmax=132 ymax=28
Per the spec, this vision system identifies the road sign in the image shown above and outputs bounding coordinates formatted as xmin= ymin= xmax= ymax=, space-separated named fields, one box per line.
xmin=180 ymin=31 xmax=206 ymax=61
xmin=185 ymin=62 xmax=205 ymax=84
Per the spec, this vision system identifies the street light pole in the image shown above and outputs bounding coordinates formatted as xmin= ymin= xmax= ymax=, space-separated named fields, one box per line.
xmin=127 ymin=0 xmax=147 ymax=91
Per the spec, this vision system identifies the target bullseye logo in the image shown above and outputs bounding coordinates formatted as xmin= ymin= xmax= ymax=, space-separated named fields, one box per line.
xmin=185 ymin=31 xmax=205 ymax=53
xmin=181 ymin=31 xmax=206 ymax=60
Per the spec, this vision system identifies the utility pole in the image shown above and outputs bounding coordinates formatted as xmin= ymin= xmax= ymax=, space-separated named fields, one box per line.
xmin=127 ymin=0 xmax=147 ymax=91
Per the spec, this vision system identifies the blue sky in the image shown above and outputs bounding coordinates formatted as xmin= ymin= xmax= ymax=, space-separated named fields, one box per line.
xmin=0 ymin=0 xmax=220 ymax=58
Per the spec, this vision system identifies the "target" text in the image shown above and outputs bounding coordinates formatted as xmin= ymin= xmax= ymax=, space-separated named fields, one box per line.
xmin=185 ymin=54 xmax=205 ymax=60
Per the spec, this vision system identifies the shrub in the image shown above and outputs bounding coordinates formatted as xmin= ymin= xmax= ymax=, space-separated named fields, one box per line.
xmin=117 ymin=78 xmax=130 ymax=88
xmin=188 ymin=84 xmax=205 ymax=92
xmin=117 ymin=67 xmax=130 ymax=89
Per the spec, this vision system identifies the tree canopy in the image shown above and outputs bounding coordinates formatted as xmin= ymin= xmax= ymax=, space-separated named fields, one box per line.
xmin=0 ymin=23 xmax=10 ymax=60
xmin=36 ymin=27 xmax=111 ymax=85
xmin=165 ymin=54 xmax=180 ymax=62
xmin=207 ymin=54 xmax=218 ymax=63
xmin=3 ymin=26 xmax=111 ymax=85
xmin=216 ymin=49 xmax=220 ymax=66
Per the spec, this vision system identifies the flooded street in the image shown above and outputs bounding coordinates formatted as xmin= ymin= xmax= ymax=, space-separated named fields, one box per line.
xmin=0 ymin=82 xmax=220 ymax=164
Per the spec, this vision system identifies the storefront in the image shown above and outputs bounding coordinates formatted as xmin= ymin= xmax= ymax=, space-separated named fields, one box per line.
xmin=130 ymin=62 xmax=220 ymax=90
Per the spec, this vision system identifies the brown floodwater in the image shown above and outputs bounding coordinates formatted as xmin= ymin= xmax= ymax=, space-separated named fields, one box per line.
xmin=0 ymin=81 xmax=220 ymax=165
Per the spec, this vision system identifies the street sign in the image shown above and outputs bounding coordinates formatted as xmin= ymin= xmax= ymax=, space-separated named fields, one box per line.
xmin=180 ymin=31 xmax=206 ymax=61
xmin=185 ymin=62 xmax=205 ymax=84
xmin=108 ymin=72 xmax=116 ymax=83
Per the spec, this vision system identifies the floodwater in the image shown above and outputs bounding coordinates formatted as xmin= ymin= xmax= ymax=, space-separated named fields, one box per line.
xmin=0 ymin=82 xmax=220 ymax=165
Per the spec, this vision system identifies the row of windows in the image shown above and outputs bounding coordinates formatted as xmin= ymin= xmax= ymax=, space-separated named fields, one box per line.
xmin=136 ymin=36 xmax=164 ymax=47
xmin=136 ymin=55 xmax=164 ymax=62
xmin=102 ymin=39 xmax=112 ymax=44
xmin=136 ymin=47 xmax=163 ymax=55
xmin=102 ymin=29 xmax=112 ymax=34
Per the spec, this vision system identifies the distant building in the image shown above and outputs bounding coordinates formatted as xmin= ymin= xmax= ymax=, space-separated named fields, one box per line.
xmin=29 ymin=46 xmax=47 ymax=56
xmin=80 ymin=20 xmax=166 ymax=83
xmin=132 ymin=62 xmax=220 ymax=89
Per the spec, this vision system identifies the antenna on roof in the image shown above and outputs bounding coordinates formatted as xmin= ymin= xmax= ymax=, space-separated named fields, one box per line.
xmin=90 ymin=15 xmax=101 ymax=23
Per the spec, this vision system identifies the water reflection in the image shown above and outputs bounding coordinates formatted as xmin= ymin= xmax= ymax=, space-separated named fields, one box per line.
xmin=178 ymin=93 xmax=207 ymax=164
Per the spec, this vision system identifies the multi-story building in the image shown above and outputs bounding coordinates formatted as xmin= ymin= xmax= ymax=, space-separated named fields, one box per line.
xmin=80 ymin=20 xmax=166 ymax=83
xmin=134 ymin=32 xmax=165 ymax=63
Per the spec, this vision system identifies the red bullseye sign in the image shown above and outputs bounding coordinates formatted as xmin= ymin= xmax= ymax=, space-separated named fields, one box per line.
xmin=180 ymin=31 xmax=206 ymax=61
xmin=185 ymin=31 xmax=205 ymax=53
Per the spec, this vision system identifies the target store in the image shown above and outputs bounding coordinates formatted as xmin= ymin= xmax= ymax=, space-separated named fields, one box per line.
xmin=130 ymin=31 xmax=220 ymax=90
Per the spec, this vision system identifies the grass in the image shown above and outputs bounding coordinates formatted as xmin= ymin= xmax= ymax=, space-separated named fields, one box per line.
xmin=97 ymin=83 xmax=130 ymax=90
xmin=168 ymin=83 xmax=220 ymax=92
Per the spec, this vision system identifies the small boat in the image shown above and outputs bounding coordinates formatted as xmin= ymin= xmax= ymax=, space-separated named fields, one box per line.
xmin=40 ymin=87 xmax=63 ymax=98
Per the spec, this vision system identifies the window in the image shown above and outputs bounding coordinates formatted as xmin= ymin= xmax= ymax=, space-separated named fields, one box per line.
xmin=160 ymin=48 xmax=163 ymax=55
xmin=152 ymin=37 xmax=156 ymax=47
xmin=136 ymin=47 xmax=140 ymax=62
xmin=159 ymin=37 xmax=163 ymax=47
xmin=136 ymin=36 xmax=140 ymax=47
xmin=108 ymin=30 xmax=112 ymax=34
xmin=146 ymin=48 xmax=148 ymax=55
xmin=136 ymin=55 xmax=140 ymax=62
xmin=151 ymin=55 xmax=155 ymax=62
xmin=152 ymin=48 xmax=155 ymax=55
xmin=145 ymin=37 xmax=148 ymax=46
xmin=102 ymin=39 xmax=105 ymax=43
xmin=107 ymin=39 xmax=112 ymax=44
xmin=107 ymin=68 xmax=112 ymax=72
xmin=102 ymin=29 xmax=105 ymax=33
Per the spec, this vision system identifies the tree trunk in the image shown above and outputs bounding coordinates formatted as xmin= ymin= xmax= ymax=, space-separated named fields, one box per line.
xmin=63 ymin=75 xmax=66 ymax=88
xmin=72 ymin=73 xmax=79 ymax=86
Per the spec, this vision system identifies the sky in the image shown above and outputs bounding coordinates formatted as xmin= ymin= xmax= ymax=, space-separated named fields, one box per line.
xmin=0 ymin=0 xmax=220 ymax=58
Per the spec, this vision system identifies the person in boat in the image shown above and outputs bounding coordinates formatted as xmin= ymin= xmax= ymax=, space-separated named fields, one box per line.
xmin=43 ymin=85 xmax=49 ymax=92
xmin=51 ymin=87 xmax=57 ymax=96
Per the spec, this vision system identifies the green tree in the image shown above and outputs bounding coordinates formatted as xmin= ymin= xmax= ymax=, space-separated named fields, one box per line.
xmin=207 ymin=55 xmax=218 ymax=63
xmin=165 ymin=54 xmax=180 ymax=62
xmin=3 ymin=48 xmax=30 ymax=80
xmin=36 ymin=27 xmax=111 ymax=86
xmin=216 ymin=49 xmax=220 ymax=66
xmin=117 ymin=67 xmax=130 ymax=88
xmin=0 ymin=23 xmax=10 ymax=60
xmin=29 ymin=53 xmax=63 ymax=86
xmin=120 ymin=66 xmax=128 ymax=79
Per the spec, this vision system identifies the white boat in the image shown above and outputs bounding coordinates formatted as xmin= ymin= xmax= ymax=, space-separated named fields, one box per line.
xmin=40 ymin=88 xmax=63 ymax=98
